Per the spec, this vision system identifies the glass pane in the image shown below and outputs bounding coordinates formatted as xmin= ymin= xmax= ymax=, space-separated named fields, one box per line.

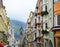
xmin=57 ymin=15 xmax=60 ymax=25
xmin=54 ymin=15 xmax=57 ymax=26
xmin=38 ymin=17 xmax=40 ymax=22
xmin=58 ymin=0 xmax=60 ymax=1
xmin=54 ymin=0 xmax=58 ymax=2
xmin=58 ymin=39 xmax=60 ymax=47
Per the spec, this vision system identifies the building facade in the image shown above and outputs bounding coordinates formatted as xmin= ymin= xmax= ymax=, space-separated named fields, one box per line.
xmin=41 ymin=0 xmax=54 ymax=47
xmin=0 ymin=0 xmax=10 ymax=44
xmin=26 ymin=0 xmax=60 ymax=47
xmin=26 ymin=12 xmax=33 ymax=47
xmin=52 ymin=0 xmax=60 ymax=47
xmin=34 ymin=0 xmax=43 ymax=47
xmin=26 ymin=11 xmax=37 ymax=47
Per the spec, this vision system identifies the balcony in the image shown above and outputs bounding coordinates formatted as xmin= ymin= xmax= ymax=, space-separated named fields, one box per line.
xmin=36 ymin=35 xmax=42 ymax=39
xmin=37 ymin=24 xmax=41 ymax=30
xmin=27 ymin=25 xmax=31 ymax=28
xmin=35 ymin=23 xmax=42 ymax=30
xmin=35 ymin=23 xmax=37 ymax=29
xmin=41 ymin=5 xmax=48 ymax=16
xmin=36 ymin=33 xmax=43 ymax=39
xmin=35 ymin=30 xmax=43 ymax=40
xmin=0 ymin=31 xmax=8 ymax=44
xmin=52 ymin=25 xmax=60 ymax=31
xmin=37 ymin=41 xmax=42 ymax=44
xmin=42 ymin=29 xmax=49 ymax=34
xmin=27 ymin=30 xmax=31 ymax=35
xmin=36 ymin=36 xmax=43 ymax=44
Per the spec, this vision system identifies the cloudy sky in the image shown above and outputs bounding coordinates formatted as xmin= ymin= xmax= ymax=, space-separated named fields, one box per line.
xmin=3 ymin=0 xmax=37 ymax=22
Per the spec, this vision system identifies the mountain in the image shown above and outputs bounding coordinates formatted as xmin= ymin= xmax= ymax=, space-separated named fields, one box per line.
xmin=10 ymin=20 xmax=26 ymax=39
xmin=10 ymin=20 xmax=26 ymax=28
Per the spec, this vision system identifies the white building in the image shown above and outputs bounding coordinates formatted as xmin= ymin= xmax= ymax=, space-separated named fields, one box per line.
xmin=8 ymin=26 xmax=15 ymax=47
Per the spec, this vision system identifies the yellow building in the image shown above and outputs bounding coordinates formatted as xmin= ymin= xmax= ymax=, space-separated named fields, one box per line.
xmin=26 ymin=11 xmax=34 ymax=47
xmin=0 ymin=0 xmax=10 ymax=44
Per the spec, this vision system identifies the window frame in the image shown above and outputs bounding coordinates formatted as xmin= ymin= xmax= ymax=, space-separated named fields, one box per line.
xmin=58 ymin=38 xmax=60 ymax=47
xmin=54 ymin=15 xmax=60 ymax=26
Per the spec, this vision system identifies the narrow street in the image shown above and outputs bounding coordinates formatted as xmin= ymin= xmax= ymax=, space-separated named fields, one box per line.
xmin=0 ymin=0 xmax=60 ymax=47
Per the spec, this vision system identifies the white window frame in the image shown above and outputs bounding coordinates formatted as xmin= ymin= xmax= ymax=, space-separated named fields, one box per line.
xmin=54 ymin=15 xmax=57 ymax=26
xmin=37 ymin=15 xmax=40 ymax=23
xmin=54 ymin=0 xmax=58 ymax=2
xmin=54 ymin=15 xmax=60 ymax=26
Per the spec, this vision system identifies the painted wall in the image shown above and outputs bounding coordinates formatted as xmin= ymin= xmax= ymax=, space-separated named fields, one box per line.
xmin=54 ymin=2 xmax=60 ymax=47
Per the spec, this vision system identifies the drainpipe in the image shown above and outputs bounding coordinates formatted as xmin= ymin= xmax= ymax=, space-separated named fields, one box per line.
xmin=53 ymin=0 xmax=56 ymax=47
xmin=53 ymin=1 xmax=56 ymax=47
xmin=42 ymin=15 xmax=43 ymax=32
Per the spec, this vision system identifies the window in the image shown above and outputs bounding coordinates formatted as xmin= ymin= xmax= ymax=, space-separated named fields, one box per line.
xmin=35 ymin=33 xmax=36 ymax=38
xmin=57 ymin=15 xmax=60 ymax=25
xmin=54 ymin=0 xmax=60 ymax=2
xmin=58 ymin=39 xmax=60 ymax=47
xmin=36 ymin=6 xmax=38 ymax=10
xmin=35 ymin=19 xmax=37 ymax=28
xmin=39 ymin=30 xmax=41 ymax=35
xmin=58 ymin=0 xmax=60 ymax=1
xmin=38 ymin=17 xmax=40 ymax=22
xmin=45 ymin=23 xmax=48 ymax=29
xmin=45 ymin=5 xmax=47 ymax=11
xmin=49 ymin=40 xmax=53 ymax=47
xmin=54 ymin=15 xmax=60 ymax=26
xmin=45 ymin=39 xmax=49 ymax=47
xmin=45 ymin=42 xmax=47 ymax=47
xmin=35 ymin=19 xmax=37 ymax=23
xmin=34 ymin=33 xmax=36 ymax=41
xmin=54 ymin=15 xmax=57 ymax=26
xmin=54 ymin=0 xmax=58 ymax=2
xmin=42 ymin=5 xmax=45 ymax=11
xmin=42 ymin=5 xmax=47 ymax=12
xmin=37 ymin=16 xmax=40 ymax=23
xmin=37 ymin=43 xmax=41 ymax=47
xmin=0 ymin=15 xmax=2 ymax=17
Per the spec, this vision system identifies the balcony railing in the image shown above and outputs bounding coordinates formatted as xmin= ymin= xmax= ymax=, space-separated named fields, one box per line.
xmin=42 ymin=29 xmax=49 ymax=34
xmin=41 ymin=5 xmax=48 ymax=16
xmin=35 ymin=23 xmax=42 ymax=30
